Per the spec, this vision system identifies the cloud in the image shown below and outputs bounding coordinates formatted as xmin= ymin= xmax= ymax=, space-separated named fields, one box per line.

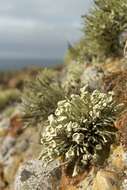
xmin=0 ymin=0 xmax=92 ymax=58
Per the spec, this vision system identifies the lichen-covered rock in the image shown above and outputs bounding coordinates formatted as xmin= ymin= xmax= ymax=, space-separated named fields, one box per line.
xmin=3 ymin=155 xmax=22 ymax=183
xmin=14 ymin=159 xmax=61 ymax=190
xmin=103 ymin=70 xmax=127 ymax=106
xmin=0 ymin=118 xmax=10 ymax=137
xmin=81 ymin=66 xmax=104 ymax=91
xmin=76 ymin=168 xmax=95 ymax=190
xmin=0 ymin=136 xmax=16 ymax=162
xmin=115 ymin=111 xmax=127 ymax=155
xmin=121 ymin=179 xmax=127 ymax=190
xmin=110 ymin=146 xmax=125 ymax=171
xmin=0 ymin=124 xmax=42 ymax=190
xmin=0 ymin=165 xmax=6 ymax=189
xmin=60 ymin=167 xmax=93 ymax=190
xmin=93 ymin=170 xmax=120 ymax=190
xmin=123 ymin=152 xmax=127 ymax=167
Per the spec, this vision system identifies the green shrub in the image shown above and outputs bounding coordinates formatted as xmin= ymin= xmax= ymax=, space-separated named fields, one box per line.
xmin=83 ymin=0 xmax=127 ymax=60
xmin=22 ymin=69 xmax=65 ymax=127
xmin=0 ymin=89 xmax=20 ymax=111
xmin=40 ymin=86 xmax=121 ymax=176
xmin=67 ymin=0 xmax=127 ymax=64
xmin=66 ymin=39 xmax=93 ymax=64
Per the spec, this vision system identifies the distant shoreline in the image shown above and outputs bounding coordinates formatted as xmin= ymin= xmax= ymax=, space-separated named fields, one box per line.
xmin=0 ymin=58 xmax=63 ymax=71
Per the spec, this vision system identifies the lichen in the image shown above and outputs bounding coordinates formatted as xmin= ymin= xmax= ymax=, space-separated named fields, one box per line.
xmin=40 ymin=86 xmax=121 ymax=177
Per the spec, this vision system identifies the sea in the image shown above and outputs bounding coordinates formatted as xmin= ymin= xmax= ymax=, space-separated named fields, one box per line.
xmin=0 ymin=58 xmax=63 ymax=71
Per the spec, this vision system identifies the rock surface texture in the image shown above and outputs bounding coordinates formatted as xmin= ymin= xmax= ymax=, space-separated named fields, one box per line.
xmin=93 ymin=170 xmax=120 ymax=190
xmin=15 ymin=160 xmax=61 ymax=190
xmin=81 ymin=66 xmax=104 ymax=91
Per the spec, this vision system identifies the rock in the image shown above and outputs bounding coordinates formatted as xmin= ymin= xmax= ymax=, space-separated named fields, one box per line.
xmin=81 ymin=66 xmax=104 ymax=91
xmin=121 ymin=179 xmax=127 ymax=190
xmin=111 ymin=146 xmax=125 ymax=171
xmin=3 ymin=155 xmax=22 ymax=183
xmin=60 ymin=167 xmax=95 ymax=190
xmin=76 ymin=168 xmax=95 ymax=190
xmin=0 ymin=126 xmax=42 ymax=190
xmin=0 ymin=118 xmax=10 ymax=130
xmin=15 ymin=127 xmax=41 ymax=160
xmin=123 ymin=152 xmax=127 ymax=167
xmin=0 ymin=164 xmax=6 ymax=189
xmin=0 ymin=118 xmax=10 ymax=137
xmin=8 ymin=114 xmax=23 ymax=137
xmin=0 ymin=128 xmax=7 ymax=137
xmin=15 ymin=139 xmax=29 ymax=153
xmin=0 ymin=179 xmax=6 ymax=189
xmin=93 ymin=170 xmax=120 ymax=190
xmin=103 ymin=70 xmax=127 ymax=106
xmin=0 ymin=136 xmax=16 ymax=162
xmin=14 ymin=159 xmax=61 ymax=190
xmin=102 ymin=58 xmax=127 ymax=73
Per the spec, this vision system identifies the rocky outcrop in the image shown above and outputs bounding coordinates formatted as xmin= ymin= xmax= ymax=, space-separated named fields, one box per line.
xmin=15 ymin=160 xmax=61 ymax=190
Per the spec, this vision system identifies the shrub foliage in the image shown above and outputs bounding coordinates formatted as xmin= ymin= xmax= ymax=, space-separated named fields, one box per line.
xmin=22 ymin=69 xmax=65 ymax=127
xmin=40 ymin=86 xmax=121 ymax=176
xmin=68 ymin=0 xmax=127 ymax=63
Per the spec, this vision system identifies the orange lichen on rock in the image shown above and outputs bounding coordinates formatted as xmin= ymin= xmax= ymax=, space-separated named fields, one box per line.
xmin=115 ymin=112 xmax=127 ymax=150
xmin=111 ymin=146 xmax=125 ymax=171
xmin=60 ymin=167 xmax=91 ymax=190
xmin=93 ymin=170 xmax=120 ymax=190
xmin=103 ymin=71 xmax=127 ymax=106
xmin=115 ymin=112 xmax=127 ymax=129
xmin=8 ymin=114 xmax=23 ymax=137
xmin=102 ymin=58 xmax=127 ymax=73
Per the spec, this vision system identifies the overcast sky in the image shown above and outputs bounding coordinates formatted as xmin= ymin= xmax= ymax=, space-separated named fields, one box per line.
xmin=0 ymin=0 xmax=92 ymax=59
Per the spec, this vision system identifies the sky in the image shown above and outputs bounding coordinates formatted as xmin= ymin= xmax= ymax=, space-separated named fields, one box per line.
xmin=0 ymin=0 xmax=92 ymax=59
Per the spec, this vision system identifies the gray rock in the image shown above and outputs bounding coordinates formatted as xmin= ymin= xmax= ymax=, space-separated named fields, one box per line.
xmin=0 ymin=136 xmax=16 ymax=162
xmin=0 ymin=118 xmax=10 ymax=130
xmin=81 ymin=66 xmax=104 ymax=91
xmin=14 ymin=159 xmax=61 ymax=190
xmin=3 ymin=155 xmax=21 ymax=183
xmin=15 ymin=139 xmax=29 ymax=153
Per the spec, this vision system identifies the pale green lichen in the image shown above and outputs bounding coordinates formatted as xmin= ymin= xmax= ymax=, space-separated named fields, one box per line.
xmin=40 ymin=86 xmax=121 ymax=176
